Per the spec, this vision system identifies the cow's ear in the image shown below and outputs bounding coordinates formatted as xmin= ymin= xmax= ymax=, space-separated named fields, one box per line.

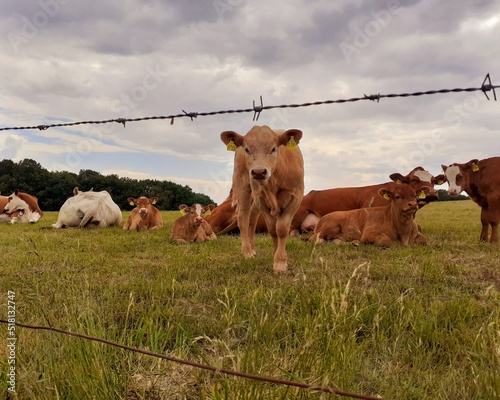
xmin=389 ymin=173 xmax=408 ymax=184
xmin=278 ymin=129 xmax=303 ymax=148
xmin=150 ymin=197 xmax=158 ymax=205
xmin=14 ymin=189 xmax=20 ymax=196
xmin=419 ymin=186 xmax=432 ymax=197
xmin=378 ymin=188 xmax=392 ymax=200
xmin=179 ymin=204 xmax=188 ymax=215
xmin=127 ymin=197 xmax=136 ymax=206
xmin=441 ymin=164 xmax=448 ymax=173
xmin=433 ymin=174 xmax=446 ymax=185
xmin=465 ymin=159 xmax=480 ymax=172
xmin=73 ymin=187 xmax=79 ymax=196
xmin=204 ymin=204 xmax=216 ymax=215
xmin=221 ymin=131 xmax=244 ymax=151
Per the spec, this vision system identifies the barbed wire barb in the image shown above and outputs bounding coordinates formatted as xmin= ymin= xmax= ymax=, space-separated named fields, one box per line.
xmin=0 ymin=74 xmax=498 ymax=132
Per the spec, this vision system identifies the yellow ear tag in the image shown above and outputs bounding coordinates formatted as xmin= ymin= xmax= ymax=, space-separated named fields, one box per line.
xmin=204 ymin=209 xmax=212 ymax=216
xmin=128 ymin=200 xmax=135 ymax=206
xmin=226 ymin=140 xmax=236 ymax=152
xmin=180 ymin=209 xmax=186 ymax=215
xmin=437 ymin=180 xmax=444 ymax=185
xmin=472 ymin=163 xmax=480 ymax=172
xmin=286 ymin=137 xmax=297 ymax=150
xmin=396 ymin=180 xmax=402 ymax=185
xmin=383 ymin=193 xmax=390 ymax=200
xmin=418 ymin=191 xmax=427 ymax=199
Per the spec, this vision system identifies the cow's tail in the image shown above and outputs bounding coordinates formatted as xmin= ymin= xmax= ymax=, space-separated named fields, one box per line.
xmin=79 ymin=209 xmax=95 ymax=228
xmin=217 ymin=217 xmax=239 ymax=235
xmin=78 ymin=201 xmax=103 ymax=227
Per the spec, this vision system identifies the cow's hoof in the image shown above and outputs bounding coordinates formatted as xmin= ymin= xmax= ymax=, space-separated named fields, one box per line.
xmin=243 ymin=250 xmax=256 ymax=259
xmin=273 ymin=262 xmax=288 ymax=274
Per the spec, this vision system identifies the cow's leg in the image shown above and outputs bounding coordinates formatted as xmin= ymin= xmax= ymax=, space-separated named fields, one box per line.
xmin=480 ymin=207 xmax=490 ymax=242
xmin=414 ymin=233 xmax=427 ymax=245
xmin=289 ymin=203 xmax=308 ymax=236
xmin=273 ymin=215 xmax=293 ymax=274
xmin=238 ymin=203 xmax=259 ymax=258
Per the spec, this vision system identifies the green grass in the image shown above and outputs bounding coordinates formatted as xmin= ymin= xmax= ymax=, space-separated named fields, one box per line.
xmin=0 ymin=200 xmax=499 ymax=399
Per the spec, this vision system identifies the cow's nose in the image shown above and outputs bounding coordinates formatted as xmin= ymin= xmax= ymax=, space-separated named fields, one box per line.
xmin=448 ymin=189 xmax=457 ymax=195
xmin=251 ymin=168 xmax=267 ymax=180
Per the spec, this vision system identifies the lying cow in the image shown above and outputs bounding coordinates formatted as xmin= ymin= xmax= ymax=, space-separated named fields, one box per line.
xmin=221 ymin=125 xmax=304 ymax=274
xmin=309 ymin=185 xmax=430 ymax=246
xmin=170 ymin=203 xmax=217 ymax=243
xmin=0 ymin=189 xmax=43 ymax=224
xmin=52 ymin=187 xmax=122 ymax=228
xmin=205 ymin=189 xmax=267 ymax=235
xmin=442 ymin=157 xmax=500 ymax=243
xmin=290 ymin=167 xmax=445 ymax=234
xmin=123 ymin=196 xmax=163 ymax=231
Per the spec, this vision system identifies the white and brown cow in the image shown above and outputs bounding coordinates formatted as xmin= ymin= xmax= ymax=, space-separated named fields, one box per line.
xmin=442 ymin=157 xmax=500 ymax=243
xmin=0 ymin=189 xmax=43 ymax=224
xmin=52 ymin=187 xmax=122 ymax=228
xmin=309 ymin=185 xmax=430 ymax=246
xmin=221 ymin=125 xmax=304 ymax=274
xmin=170 ymin=203 xmax=217 ymax=243
xmin=123 ymin=196 xmax=163 ymax=231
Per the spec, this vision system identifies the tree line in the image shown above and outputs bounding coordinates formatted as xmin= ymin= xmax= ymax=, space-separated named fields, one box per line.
xmin=0 ymin=159 xmax=215 ymax=211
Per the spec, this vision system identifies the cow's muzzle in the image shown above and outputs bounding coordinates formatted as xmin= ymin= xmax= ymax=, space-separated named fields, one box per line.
xmin=251 ymin=168 xmax=269 ymax=183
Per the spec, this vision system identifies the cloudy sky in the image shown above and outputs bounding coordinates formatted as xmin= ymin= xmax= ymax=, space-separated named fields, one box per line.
xmin=1 ymin=0 xmax=499 ymax=204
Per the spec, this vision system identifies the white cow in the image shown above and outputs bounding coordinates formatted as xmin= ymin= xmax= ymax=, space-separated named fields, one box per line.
xmin=52 ymin=187 xmax=122 ymax=228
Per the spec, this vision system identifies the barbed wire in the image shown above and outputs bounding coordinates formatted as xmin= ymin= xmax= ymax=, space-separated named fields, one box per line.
xmin=0 ymin=73 xmax=497 ymax=132
xmin=0 ymin=319 xmax=386 ymax=400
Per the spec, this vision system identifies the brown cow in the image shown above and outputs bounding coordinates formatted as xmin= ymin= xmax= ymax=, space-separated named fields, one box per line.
xmin=221 ymin=125 xmax=304 ymax=274
xmin=441 ymin=157 xmax=500 ymax=243
xmin=170 ymin=203 xmax=217 ymax=243
xmin=123 ymin=196 xmax=163 ymax=231
xmin=0 ymin=189 xmax=43 ymax=223
xmin=309 ymin=185 xmax=430 ymax=246
xmin=205 ymin=189 xmax=267 ymax=234
xmin=290 ymin=167 xmax=445 ymax=234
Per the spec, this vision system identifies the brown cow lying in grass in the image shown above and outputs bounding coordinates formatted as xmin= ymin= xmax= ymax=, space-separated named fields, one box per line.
xmin=170 ymin=203 xmax=217 ymax=243
xmin=309 ymin=185 xmax=430 ymax=246
xmin=123 ymin=196 xmax=163 ymax=231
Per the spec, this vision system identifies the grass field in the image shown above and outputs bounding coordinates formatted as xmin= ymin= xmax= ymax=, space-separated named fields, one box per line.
xmin=1 ymin=200 xmax=499 ymax=400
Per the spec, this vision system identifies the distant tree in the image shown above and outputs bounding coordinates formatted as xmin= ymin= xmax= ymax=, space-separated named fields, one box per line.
xmin=0 ymin=158 xmax=215 ymax=211
xmin=437 ymin=189 xmax=469 ymax=201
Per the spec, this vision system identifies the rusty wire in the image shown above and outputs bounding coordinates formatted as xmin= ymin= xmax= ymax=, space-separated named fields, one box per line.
xmin=0 ymin=73 xmax=497 ymax=132
xmin=0 ymin=319 xmax=386 ymax=400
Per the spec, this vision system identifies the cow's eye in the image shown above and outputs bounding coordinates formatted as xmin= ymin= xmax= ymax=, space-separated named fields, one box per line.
xmin=270 ymin=147 xmax=276 ymax=154
xmin=245 ymin=147 xmax=250 ymax=154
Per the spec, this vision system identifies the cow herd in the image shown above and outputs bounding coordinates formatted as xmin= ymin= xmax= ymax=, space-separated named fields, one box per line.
xmin=1 ymin=125 xmax=499 ymax=274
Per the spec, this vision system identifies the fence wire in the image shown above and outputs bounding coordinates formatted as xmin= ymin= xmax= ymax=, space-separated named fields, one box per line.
xmin=0 ymin=73 xmax=497 ymax=132
xmin=0 ymin=319 xmax=385 ymax=400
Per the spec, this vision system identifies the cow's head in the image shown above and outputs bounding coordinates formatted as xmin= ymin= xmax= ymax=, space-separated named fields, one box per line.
xmin=441 ymin=159 xmax=478 ymax=195
xmin=128 ymin=196 xmax=158 ymax=219
xmin=179 ymin=203 xmax=215 ymax=226
xmin=389 ymin=167 xmax=445 ymax=207
xmin=379 ymin=185 xmax=431 ymax=216
xmin=3 ymin=189 xmax=28 ymax=215
xmin=221 ymin=126 xmax=303 ymax=185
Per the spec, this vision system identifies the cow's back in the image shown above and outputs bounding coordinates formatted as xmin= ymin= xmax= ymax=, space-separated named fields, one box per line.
xmin=303 ymin=182 xmax=394 ymax=217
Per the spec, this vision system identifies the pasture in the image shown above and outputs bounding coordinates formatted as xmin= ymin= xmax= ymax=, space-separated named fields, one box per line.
xmin=0 ymin=200 xmax=499 ymax=400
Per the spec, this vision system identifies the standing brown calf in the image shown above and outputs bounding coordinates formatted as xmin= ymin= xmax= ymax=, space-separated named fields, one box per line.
xmin=221 ymin=125 xmax=304 ymax=274
xmin=123 ymin=196 xmax=163 ymax=231
xmin=310 ymin=185 xmax=430 ymax=246
xmin=170 ymin=203 xmax=217 ymax=243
